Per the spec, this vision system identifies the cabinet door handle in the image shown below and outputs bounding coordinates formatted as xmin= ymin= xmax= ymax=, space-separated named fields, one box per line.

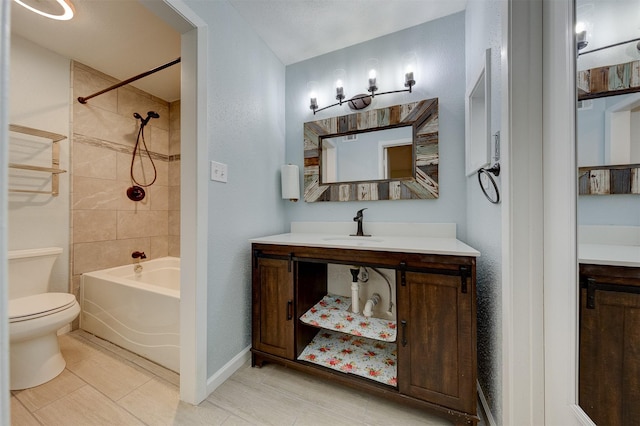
xmin=287 ymin=300 xmax=293 ymax=320
xmin=401 ymin=320 xmax=407 ymax=346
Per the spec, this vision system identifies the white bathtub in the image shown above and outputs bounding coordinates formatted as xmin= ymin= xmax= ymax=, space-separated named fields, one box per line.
xmin=80 ymin=257 xmax=180 ymax=372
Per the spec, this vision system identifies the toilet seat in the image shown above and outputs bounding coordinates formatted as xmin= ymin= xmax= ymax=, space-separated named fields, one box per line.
xmin=9 ymin=293 xmax=77 ymax=323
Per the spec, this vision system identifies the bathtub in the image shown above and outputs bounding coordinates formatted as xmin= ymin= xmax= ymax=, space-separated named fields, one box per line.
xmin=80 ymin=257 xmax=180 ymax=372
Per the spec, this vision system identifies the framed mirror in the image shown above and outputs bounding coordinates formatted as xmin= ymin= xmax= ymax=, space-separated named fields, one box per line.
xmin=303 ymin=98 xmax=439 ymax=202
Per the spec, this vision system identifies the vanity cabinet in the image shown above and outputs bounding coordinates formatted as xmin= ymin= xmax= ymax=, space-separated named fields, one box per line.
xmin=398 ymin=269 xmax=475 ymax=414
xmin=579 ymin=263 xmax=640 ymax=425
xmin=251 ymin=256 xmax=295 ymax=359
xmin=251 ymin=242 xmax=478 ymax=425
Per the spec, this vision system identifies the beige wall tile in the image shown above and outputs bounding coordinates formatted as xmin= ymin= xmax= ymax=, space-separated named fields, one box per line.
xmin=13 ymin=370 xmax=85 ymax=412
xmin=148 ymin=185 xmax=169 ymax=211
xmin=72 ymin=176 xmax=121 ymax=210
xmin=74 ymin=105 xmax=138 ymax=148
xmin=34 ymin=385 xmax=145 ymax=425
xmin=116 ymin=151 xmax=133 ymax=182
xmin=117 ymin=151 xmax=168 ymax=186
xmin=149 ymin=126 xmax=169 ymax=156
xmin=73 ymin=210 xmax=117 ymax=243
xmin=73 ymin=142 xmax=117 ymax=179
xmin=71 ymin=274 xmax=81 ymax=298
xmin=154 ymin=158 xmax=169 ymax=186
xmin=169 ymin=100 xmax=181 ymax=131
xmin=73 ymin=238 xmax=150 ymax=275
xmin=117 ymin=210 xmax=168 ymax=239
xmin=168 ymin=210 xmax=180 ymax=236
xmin=149 ymin=236 xmax=169 ymax=259
xmin=73 ymin=66 xmax=118 ymax=113
xmin=118 ymin=378 xmax=229 ymax=426
xmin=168 ymin=236 xmax=180 ymax=257
xmin=169 ymin=182 xmax=180 ymax=210
xmin=10 ymin=396 xmax=40 ymax=426
xmin=169 ymin=160 xmax=180 ymax=187
xmin=169 ymin=130 xmax=181 ymax=156
xmin=118 ymin=88 xmax=169 ymax=130
xmin=169 ymin=100 xmax=181 ymax=155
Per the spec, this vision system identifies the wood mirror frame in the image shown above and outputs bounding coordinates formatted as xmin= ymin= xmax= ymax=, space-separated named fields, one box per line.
xmin=577 ymin=61 xmax=640 ymax=195
xmin=303 ymin=98 xmax=439 ymax=202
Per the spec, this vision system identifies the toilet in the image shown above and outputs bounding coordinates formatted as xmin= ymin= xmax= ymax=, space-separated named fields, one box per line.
xmin=8 ymin=247 xmax=80 ymax=390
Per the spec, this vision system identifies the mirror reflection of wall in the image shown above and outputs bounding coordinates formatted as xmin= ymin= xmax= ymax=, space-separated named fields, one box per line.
xmin=576 ymin=0 xmax=640 ymax=230
xmin=321 ymin=126 xmax=412 ymax=183
xmin=578 ymin=93 xmax=640 ymax=167
xmin=576 ymin=0 xmax=640 ymax=72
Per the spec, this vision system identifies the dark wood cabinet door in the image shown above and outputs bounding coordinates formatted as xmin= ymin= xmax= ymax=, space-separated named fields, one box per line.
xmin=252 ymin=257 xmax=295 ymax=359
xmin=580 ymin=288 xmax=640 ymax=425
xmin=397 ymin=270 xmax=476 ymax=414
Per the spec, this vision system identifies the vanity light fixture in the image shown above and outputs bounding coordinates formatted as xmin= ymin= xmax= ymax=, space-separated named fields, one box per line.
xmin=576 ymin=22 xmax=588 ymax=51
xmin=309 ymin=58 xmax=416 ymax=115
xmin=14 ymin=0 xmax=75 ymax=20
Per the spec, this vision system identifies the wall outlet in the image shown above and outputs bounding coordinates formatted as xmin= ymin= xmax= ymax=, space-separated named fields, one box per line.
xmin=210 ymin=161 xmax=228 ymax=183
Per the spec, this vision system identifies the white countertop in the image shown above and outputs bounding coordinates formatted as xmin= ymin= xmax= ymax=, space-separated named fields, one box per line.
xmin=250 ymin=232 xmax=480 ymax=257
xmin=579 ymin=243 xmax=640 ymax=268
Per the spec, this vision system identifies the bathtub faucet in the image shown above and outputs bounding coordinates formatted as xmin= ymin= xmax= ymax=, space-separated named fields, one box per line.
xmin=132 ymin=251 xmax=147 ymax=260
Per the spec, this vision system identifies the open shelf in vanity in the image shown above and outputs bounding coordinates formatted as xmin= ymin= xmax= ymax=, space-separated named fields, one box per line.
xmin=250 ymin=227 xmax=480 ymax=425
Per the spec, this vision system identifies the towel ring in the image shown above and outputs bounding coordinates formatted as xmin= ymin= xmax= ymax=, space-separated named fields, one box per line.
xmin=477 ymin=163 xmax=501 ymax=204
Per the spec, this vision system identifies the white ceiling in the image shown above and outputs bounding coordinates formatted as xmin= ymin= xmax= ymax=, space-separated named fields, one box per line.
xmin=10 ymin=0 xmax=466 ymax=102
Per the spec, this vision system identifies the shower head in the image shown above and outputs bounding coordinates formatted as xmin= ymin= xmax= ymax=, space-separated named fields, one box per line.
xmin=133 ymin=111 xmax=160 ymax=127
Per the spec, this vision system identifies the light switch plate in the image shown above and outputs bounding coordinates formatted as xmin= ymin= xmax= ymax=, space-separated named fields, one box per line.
xmin=211 ymin=161 xmax=228 ymax=183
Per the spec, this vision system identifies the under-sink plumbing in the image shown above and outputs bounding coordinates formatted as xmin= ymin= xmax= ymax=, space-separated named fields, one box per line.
xmin=349 ymin=267 xmax=361 ymax=314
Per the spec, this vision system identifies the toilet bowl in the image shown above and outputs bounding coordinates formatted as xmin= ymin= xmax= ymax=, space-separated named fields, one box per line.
xmin=8 ymin=247 xmax=80 ymax=390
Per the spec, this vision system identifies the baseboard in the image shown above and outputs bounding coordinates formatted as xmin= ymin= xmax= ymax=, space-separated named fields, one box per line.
xmin=477 ymin=381 xmax=497 ymax=426
xmin=206 ymin=345 xmax=251 ymax=395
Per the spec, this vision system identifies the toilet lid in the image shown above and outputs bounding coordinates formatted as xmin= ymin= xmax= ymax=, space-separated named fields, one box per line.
xmin=9 ymin=293 xmax=77 ymax=323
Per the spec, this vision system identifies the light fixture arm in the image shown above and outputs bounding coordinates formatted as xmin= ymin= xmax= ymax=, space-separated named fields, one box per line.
xmin=311 ymin=86 xmax=414 ymax=115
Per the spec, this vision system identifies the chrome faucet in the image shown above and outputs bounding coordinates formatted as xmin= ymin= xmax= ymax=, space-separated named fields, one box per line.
xmin=350 ymin=208 xmax=371 ymax=237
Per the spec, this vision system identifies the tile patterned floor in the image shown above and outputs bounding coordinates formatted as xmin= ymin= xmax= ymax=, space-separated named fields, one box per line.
xmin=11 ymin=330 xmax=461 ymax=425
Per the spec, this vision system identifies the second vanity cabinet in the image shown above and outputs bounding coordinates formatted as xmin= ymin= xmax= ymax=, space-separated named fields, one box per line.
xmin=251 ymin=239 xmax=479 ymax=425
xmin=579 ymin=263 xmax=640 ymax=425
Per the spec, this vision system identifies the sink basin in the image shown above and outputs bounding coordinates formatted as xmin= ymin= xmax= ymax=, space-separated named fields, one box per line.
xmin=322 ymin=237 xmax=384 ymax=246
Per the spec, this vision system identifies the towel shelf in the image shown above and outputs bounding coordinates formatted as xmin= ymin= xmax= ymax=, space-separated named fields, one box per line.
xmin=8 ymin=124 xmax=67 ymax=196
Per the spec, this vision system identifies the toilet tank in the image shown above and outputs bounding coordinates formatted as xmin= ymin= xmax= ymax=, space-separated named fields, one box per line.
xmin=8 ymin=247 xmax=63 ymax=300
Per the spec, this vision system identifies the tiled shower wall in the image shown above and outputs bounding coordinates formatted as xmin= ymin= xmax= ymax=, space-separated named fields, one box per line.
xmin=70 ymin=62 xmax=180 ymax=299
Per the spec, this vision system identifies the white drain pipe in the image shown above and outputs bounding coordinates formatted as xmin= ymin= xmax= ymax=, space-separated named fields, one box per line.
xmin=362 ymin=293 xmax=381 ymax=318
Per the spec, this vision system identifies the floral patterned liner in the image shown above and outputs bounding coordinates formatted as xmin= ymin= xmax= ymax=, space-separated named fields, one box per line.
xmin=299 ymin=293 xmax=397 ymax=342
xmin=298 ymin=329 xmax=398 ymax=387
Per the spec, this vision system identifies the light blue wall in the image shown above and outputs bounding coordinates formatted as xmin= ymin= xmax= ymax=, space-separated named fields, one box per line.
xmin=182 ymin=0 xmax=287 ymax=376
xmin=465 ymin=0 xmax=502 ymax=423
xmin=577 ymin=94 xmax=640 ymax=226
xmin=284 ymin=13 xmax=467 ymax=234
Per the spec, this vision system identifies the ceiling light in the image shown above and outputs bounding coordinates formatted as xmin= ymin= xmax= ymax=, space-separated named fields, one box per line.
xmin=13 ymin=0 xmax=75 ymax=21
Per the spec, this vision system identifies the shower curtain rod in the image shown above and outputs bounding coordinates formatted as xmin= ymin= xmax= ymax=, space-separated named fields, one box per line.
xmin=578 ymin=37 xmax=640 ymax=57
xmin=77 ymin=57 xmax=181 ymax=104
